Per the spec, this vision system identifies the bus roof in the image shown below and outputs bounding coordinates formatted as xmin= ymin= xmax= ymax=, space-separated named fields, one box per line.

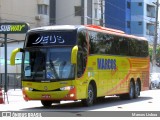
xmin=28 ymin=25 xmax=82 ymax=32
xmin=85 ymin=25 xmax=147 ymax=41
xmin=28 ymin=25 xmax=147 ymax=41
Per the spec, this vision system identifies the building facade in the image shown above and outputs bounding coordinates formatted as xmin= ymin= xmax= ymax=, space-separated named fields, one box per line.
xmin=105 ymin=0 xmax=156 ymax=42
xmin=50 ymin=0 xmax=105 ymax=26
xmin=105 ymin=0 xmax=131 ymax=33
xmin=0 ymin=0 xmax=50 ymax=73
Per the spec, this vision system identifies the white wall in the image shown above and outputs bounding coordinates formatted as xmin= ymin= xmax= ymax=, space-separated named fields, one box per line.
xmin=0 ymin=0 xmax=49 ymax=40
xmin=56 ymin=0 xmax=81 ymax=25
xmin=0 ymin=0 xmax=49 ymax=73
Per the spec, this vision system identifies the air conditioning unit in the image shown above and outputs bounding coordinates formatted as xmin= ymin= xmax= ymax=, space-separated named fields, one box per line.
xmin=35 ymin=15 xmax=41 ymax=20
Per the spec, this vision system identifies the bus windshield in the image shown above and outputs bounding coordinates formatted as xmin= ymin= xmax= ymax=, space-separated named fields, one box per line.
xmin=22 ymin=47 xmax=75 ymax=81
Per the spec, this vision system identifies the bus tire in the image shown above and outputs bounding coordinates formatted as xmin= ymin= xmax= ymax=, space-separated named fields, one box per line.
xmin=127 ymin=81 xmax=135 ymax=99
xmin=120 ymin=81 xmax=134 ymax=100
xmin=41 ymin=100 xmax=52 ymax=107
xmin=134 ymin=81 xmax=140 ymax=98
xmin=82 ymin=84 xmax=95 ymax=106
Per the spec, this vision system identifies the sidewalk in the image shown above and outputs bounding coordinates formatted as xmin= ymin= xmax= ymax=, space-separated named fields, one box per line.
xmin=0 ymin=89 xmax=42 ymax=111
xmin=2 ymin=89 xmax=24 ymax=104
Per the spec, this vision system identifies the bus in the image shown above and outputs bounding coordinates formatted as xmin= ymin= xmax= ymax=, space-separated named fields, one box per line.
xmin=10 ymin=25 xmax=150 ymax=107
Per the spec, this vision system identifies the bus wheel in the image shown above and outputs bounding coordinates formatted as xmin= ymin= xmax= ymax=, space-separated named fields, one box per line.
xmin=82 ymin=84 xmax=95 ymax=106
xmin=134 ymin=81 xmax=140 ymax=98
xmin=127 ymin=81 xmax=135 ymax=99
xmin=120 ymin=81 xmax=134 ymax=100
xmin=41 ymin=100 xmax=52 ymax=107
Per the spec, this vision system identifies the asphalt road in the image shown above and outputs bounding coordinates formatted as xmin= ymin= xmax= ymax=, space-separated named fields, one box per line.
xmin=0 ymin=89 xmax=159 ymax=112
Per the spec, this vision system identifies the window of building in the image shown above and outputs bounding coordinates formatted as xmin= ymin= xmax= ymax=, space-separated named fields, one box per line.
xmin=75 ymin=6 xmax=82 ymax=16
xmin=95 ymin=9 xmax=98 ymax=18
xmin=147 ymin=4 xmax=156 ymax=18
xmin=138 ymin=21 xmax=142 ymax=25
xmin=38 ymin=4 xmax=48 ymax=15
xmin=127 ymin=2 xmax=131 ymax=9
xmin=127 ymin=21 xmax=130 ymax=28
xmin=146 ymin=23 xmax=155 ymax=36
xmin=138 ymin=2 xmax=142 ymax=6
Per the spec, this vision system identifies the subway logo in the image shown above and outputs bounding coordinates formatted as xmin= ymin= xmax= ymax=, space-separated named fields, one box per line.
xmin=0 ymin=25 xmax=25 ymax=32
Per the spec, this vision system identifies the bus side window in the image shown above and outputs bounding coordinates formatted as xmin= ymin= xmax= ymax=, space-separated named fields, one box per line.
xmin=77 ymin=52 xmax=84 ymax=78
xmin=129 ymin=39 xmax=137 ymax=56
xmin=77 ymin=30 xmax=88 ymax=78
xmin=141 ymin=41 xmax=148 ymax=57
xmin=119 ymin=38 xmax=129 ymax=56
xmin=110 ymin=36 xmax=120 ymax=55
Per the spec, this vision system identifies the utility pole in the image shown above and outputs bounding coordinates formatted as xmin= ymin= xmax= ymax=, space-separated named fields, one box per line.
xmin=152 ymin=0 xmax=159 ymax=70
xmin=100 ymin=0 xmax=104 ymax=26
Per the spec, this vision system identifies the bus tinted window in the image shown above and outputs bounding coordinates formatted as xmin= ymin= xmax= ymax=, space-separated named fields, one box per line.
xmin=110 ymin=36 xmax=120 ymax=55
xmin=25 ymin=30 xmax=77 ymax=47
xmin=89 ymin=31 xmax=98 ymax=54
xmin=88 ymin=30 xmax=148 ymax=57
xmin=77 ymin=30 xmax=88 ymax=78
xmin=119 ymin=38 xmax=129 ymax=56
xmin=129 ymin=39 xmax=140 ymax=57
xmin=140 ymin=41 xmax=149 ymax=57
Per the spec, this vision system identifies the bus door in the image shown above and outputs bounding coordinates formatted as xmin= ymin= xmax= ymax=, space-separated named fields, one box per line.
xmin=77 ymin=30 xmax=88 ymax=78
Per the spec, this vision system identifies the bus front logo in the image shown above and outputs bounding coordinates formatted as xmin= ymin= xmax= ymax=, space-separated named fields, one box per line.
xmin=44 ymin=86 xmax=48 ymax=91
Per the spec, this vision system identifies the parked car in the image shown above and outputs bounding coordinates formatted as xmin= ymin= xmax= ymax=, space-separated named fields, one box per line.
xmin=149 ymin=73 xmax=160 ymax=89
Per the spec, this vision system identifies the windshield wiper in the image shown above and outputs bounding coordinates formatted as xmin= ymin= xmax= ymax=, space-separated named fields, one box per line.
xmin=49 ymin=59 xmax=59 ymax=79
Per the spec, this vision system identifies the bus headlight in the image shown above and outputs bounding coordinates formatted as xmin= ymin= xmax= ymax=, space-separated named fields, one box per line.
xmin=23 ymin=87 xmax=33 ymax=91
xmin=60 ymin=86 xmax=74 ymax=91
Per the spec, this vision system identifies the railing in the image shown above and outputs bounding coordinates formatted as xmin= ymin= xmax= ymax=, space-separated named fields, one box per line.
xmin=0 ymin=73 xmax=21 ymax=90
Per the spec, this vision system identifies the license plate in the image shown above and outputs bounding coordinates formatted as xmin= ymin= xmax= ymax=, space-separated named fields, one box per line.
xmin=42 ymin=95 xmax=51 ymax=99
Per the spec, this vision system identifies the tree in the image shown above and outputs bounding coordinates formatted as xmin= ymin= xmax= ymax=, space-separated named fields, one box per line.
xmin=149 ymin=46 xmax=160 ymax=67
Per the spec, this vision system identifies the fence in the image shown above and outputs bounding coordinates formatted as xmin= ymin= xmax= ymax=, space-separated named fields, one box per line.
xmin=0 ymin=73 xmax=21 ymax=90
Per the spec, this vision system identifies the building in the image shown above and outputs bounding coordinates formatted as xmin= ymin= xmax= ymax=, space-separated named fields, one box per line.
xmin=105 ymin=0 xmax=156 ymax=43
xmin=50 ymin=0 xmax=105 ymax=26
xmin=105 ymin=0 xmax=130 ymax=33
xmin=0 ymin=0 xmax=50 ymax=73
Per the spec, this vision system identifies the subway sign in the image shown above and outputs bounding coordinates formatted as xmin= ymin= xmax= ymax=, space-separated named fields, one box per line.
xmin=0 ymin=23 xmax=29 ymax=34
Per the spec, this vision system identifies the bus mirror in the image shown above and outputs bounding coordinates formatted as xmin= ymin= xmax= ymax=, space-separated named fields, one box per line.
xmin=10 ymin=48 xmax=24 ymax=65
xmin=71 ymin=45 xmax=78 ymax=64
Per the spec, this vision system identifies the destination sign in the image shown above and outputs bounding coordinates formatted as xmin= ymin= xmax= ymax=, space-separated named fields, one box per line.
xmin=0 ymin=23 xmax=29 ymax=34
xmin=26 ymin=31 xmax=76 ymax=47
xmin=32 ymin=35 xmax=65 ymax=45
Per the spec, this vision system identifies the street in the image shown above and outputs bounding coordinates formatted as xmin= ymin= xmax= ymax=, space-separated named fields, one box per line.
xmin=0 ymin=89 xmax=159 ymax=112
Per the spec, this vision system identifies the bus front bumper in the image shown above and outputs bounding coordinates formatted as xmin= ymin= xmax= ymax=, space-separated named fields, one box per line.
xmin=22 ymin=87 xmax=77 ymax=101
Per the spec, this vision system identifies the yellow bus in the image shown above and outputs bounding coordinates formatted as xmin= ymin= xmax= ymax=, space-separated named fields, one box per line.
xmin=10 ymin=25 xmax=150 ymax=107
